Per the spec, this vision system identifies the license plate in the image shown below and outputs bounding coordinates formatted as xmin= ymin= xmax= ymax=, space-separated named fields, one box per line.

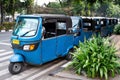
xmin=12 ymin=39 xmax=20 ymax=45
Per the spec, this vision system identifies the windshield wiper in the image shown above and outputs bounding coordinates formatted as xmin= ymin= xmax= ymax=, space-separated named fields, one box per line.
xmin=73 ymin=24 xmax=77 ymax=28
xmin=20 ymin=30 xmax=35 ymax=37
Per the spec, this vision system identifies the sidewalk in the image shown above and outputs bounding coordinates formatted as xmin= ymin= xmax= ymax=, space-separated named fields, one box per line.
xmin=42 ymin=34 xmax=120 ymax=80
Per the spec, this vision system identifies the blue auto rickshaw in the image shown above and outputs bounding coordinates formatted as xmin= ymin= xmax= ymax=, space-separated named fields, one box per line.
xmin=82 ymin=17 xmax=94 ymax=39
xmin=99 ymin=18 xmax=110 ymax=37
xmin=107 ymin=18 xmax=114 ymax=35
xmin=112 ymin=18 xmax=118 ymax=29
xmin=71 ymin=16 xmax=95 ymax=45
xmin=70 ymin=16 xmax=85 ymax=45
xmin=91 ymin=17 xmax=101 ymax=36
xmin=114 ymin=18 xmax=119 ymax=25
xmin=9 ymin=14 xmax=74 ymax=74
xmin=113 ymin=18 xmax=118 ymax=25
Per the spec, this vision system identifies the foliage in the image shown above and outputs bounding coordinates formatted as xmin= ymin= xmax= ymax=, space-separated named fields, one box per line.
xmin=56 ymin=0 xmax=120 ymax=17
xmin=0 ymin=26 xmax=4 ymax=30
xmin=0 ymin=22 xmax=15 ymax=31
xmin=71 ymin=1 xmax=85 ymax=15
xmin=47 ymin=2 xmax=61 ymax=8
xmin=0 ymin=0 xmax=34 ymax=24
xmin=107 ymin=3 xmax=120 ymax=17
xmin=24 ymin=0 xmax=34 ymax=14
xmin=68 ymin=35 xmax=120 ymax=80
xmin=114 ymin=24 xmax=120 ymax=34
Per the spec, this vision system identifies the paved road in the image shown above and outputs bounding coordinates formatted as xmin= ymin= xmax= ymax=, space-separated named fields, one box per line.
xmin=0 ymin=32 xmax=67 ymax=80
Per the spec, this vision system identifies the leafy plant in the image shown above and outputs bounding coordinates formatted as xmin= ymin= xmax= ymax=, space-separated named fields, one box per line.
xmin=68 ymin=35 xmax=120 ymax=80
xmin=114 ymin=24 xmax=120 ymax=34
xmin=2 ymin=22 xmax=15 ymax=31
xmin=0 ymin=26 xmax=4 ymax=30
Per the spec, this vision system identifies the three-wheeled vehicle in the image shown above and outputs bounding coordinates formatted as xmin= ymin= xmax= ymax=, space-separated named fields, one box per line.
xmin=100 ymin=18 xmax=109 ymax=37
xmin=71 ymin=16 xmax=95 ymax=45
xmin=82 ymin=17 xmax=94 ymax=39
xmin=107 ymin=18 xmax=115 ymax=35
xmin=112 ymin=18 xmax=118 ymax=30
xmin=9 ymin=14 xmax=74 ymax=74
xmin=71 ymin=16 xmax=84 ymax=45
xmin=89 ymin=17 xmax=103 ymax=37
xmin=113 ymin=18 xmax=118 ymax=25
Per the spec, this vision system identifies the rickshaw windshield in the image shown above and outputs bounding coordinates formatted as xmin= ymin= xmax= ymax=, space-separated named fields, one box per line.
xmin=13 ymin=17 xmax=39 ymax=37
xmin=71 ymin=17 xmax=80 ymax=28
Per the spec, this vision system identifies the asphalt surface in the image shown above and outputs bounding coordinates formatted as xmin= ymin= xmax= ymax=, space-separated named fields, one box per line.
xmin=0 ymin=32 xmax=68 ymax=80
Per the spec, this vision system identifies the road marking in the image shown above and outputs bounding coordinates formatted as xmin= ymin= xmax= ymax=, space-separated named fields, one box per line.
xmin=61 ymin=61 xmax=72 ymax=68
xmin=0 ymin=39 xmax=10 ymax=42
xmin=0 ymin=69 xmax=9 ymax=77
xmin=0 ymin=55 xmax=11 ymax=61
xmin=26 ymin=60 xmax=67 ymax=80
xmin=0 ymin=51 xmax=13 ymax=57
xmin=5 ymin=68 xmax=42 ymax=80
xmin=1 ymin=40 xmax=10 ymax=41
xmin=0 ymin=50 xmax=5 ymax=52
xmin=6 ymin=60 xmax=66 ymax=80
xmin=0 ymin=42 xmax=11 ymax=46
xmin=0 ymin=61 xmax=9 ymax=67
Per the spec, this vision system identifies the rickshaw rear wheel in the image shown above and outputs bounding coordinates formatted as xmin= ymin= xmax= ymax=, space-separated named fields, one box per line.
xmin=65 ymin=49 xmax=74 ymax=61
xmin=66 ymin=53 xmax=72 ymax=61
xmin=8 ymin=62 xmax=23 ymax=74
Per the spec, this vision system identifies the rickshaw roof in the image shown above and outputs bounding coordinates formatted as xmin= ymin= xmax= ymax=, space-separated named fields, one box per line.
xmin=18 ymin=14 xmax=69 ymax=19
xmin=18 ymin=14 xmax=72 ymax=28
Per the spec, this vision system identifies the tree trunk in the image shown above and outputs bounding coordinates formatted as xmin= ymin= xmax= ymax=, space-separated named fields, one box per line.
xmin=0 ymin=1 xmax=4 ymax=25
xmin=58 ymin=0 xmax=62 ymax=7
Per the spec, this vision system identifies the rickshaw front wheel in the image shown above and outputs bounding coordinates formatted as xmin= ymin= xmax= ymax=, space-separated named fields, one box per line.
xmin=8 ymin=62 xmax=23 ymax=74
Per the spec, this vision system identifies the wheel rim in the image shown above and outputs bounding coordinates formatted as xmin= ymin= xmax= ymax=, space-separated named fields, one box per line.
xmin=13 ymin=63 xmax=22 ymax=72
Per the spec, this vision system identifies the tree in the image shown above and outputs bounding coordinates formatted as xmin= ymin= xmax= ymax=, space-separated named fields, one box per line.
xmin=5 ymin=0 xmax=16 ymax=19
xmin=24 ymin=0 xmax=34 ymax=14
xmin=0 ymin=0 xmax=3 ymax=24
xmin=107 ymin=3 xmax=120 ymax=17
xmin=71 ymin=1 xmax=85 ymax=15
xmin=47 ymin=2 xmax=61 ymax=8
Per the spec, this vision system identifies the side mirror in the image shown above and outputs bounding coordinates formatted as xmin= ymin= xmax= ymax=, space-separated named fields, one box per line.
xmin=68 ymin=28 xmax=73 ymax=34
xmin=72 ymin=27 xmax=80 ymax=33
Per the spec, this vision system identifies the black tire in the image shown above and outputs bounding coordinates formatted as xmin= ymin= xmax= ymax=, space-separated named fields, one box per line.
xmin=66 ymin=53 xmax=72 ymax=61
xmin=109 ymin=32 xmax=112 ymax=36
xmin=8 ymin=62 xmax=23 ymax=74
xmin=65 ymin=49 xmax=74 ymax=61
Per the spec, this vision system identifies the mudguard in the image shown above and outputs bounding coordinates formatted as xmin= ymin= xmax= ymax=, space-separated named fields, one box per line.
xmin=10 ymin=54 xmax=24 ymax=62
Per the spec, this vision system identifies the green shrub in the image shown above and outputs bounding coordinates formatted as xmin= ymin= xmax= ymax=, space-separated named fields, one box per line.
xmin=3 ymin=22 xmax=15 ymax=31
xmin=0 ymin=25 xmax=5 ymax=30
xmin=114 ymin=24 xmax=120 ymax=34
xmin=69 ymin=35 xmax=120 ymax=80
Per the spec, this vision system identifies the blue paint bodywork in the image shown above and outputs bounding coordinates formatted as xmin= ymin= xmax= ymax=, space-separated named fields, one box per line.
xmin=82 ymin=18 xmax=93 ymax=40
xmin=10 ymin=54 xmax=24 ymax=62
xmin=92 ymin=18 xmax=101 ymax=36
xmin=71 ymin=16 xmax=94 ymax=46
xmin=71 ymin=16 xmax=84 ymax=46
xmin=102 ymin=19 xmax=110 ymax=36
xmin=10 ymin=15 xmax=74 ymax=65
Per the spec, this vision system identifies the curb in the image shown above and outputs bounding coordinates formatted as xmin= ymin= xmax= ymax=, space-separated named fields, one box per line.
xmin=0 ymin=30 xmax=13 ymax=32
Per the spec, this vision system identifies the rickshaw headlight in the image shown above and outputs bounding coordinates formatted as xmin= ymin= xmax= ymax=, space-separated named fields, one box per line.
xmin=23 ymin=44 xmax=35 ymax=51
